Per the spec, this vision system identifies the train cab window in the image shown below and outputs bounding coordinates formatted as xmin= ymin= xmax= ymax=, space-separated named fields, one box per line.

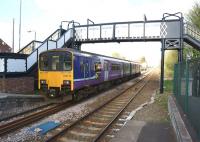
xmin=39 ymin=51 xmax=72 ymax=71
xmin=52 ymin=56 xmax=60 ymax=70
xmin=40 ymin=54 xmax=48 ymax=71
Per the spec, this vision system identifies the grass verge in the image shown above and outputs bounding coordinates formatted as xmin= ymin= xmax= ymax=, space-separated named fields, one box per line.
xmin=154 ymin=80 xmax=173 ymax=122
xmin=164 ymin=79 xmax=173 ymax=93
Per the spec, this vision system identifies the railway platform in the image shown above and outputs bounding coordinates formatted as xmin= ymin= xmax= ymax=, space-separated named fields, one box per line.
xmin=110 ymin=95 xmax=192 ymax=142
xmin=0 ymin=93 xmax=45 ymax=109
xmin=111 ymin=120 xmax=176 ymax=142
xmin=0 ymin=93 xmax=46 ymax=121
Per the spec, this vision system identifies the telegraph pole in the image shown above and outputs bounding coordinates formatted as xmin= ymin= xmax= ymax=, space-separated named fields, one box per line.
xmin=19 ymin=0 xmax=22 ymax=51
xmin=12 ymin=18 xmax=15 ymax=53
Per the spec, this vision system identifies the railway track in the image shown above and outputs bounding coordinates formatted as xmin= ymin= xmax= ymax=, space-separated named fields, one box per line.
xmin=46 ymin=71 xmax=152 ymax=142
xmin=0 ymin=101 xmax=73 ymax=136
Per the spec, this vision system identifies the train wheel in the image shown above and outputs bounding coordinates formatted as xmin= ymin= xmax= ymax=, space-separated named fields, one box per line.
xmin=72 ymin=91 xmax=80 ymax=101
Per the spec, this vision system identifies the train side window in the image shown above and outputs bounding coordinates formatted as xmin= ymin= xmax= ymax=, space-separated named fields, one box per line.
xmin=111 ymin=63 xmax=120 ymax=71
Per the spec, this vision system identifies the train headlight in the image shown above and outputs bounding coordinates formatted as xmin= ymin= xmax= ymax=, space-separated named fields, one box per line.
xmin=40 ymin=80 xmax=46 ymax=84
xmin=63 ymin=80 xmax=71 ymax=85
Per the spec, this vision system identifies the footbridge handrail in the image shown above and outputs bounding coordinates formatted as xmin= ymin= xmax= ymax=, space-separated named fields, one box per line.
xmin=18 ymin=28 xmax=64 ymax=55
xmin=26 ymin=28 xmax=73 ymax=71
xmin=184 ymin=22 xmax=200 ymax=41
xmin=18 ymin=40 xmax=42 ymax=54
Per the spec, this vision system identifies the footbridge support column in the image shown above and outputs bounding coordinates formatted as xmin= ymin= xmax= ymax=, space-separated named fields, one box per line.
xmin=160 ymin=39 xmax=165 ymax=94
xmin=160 ymin=12 xmax=184 ymax=94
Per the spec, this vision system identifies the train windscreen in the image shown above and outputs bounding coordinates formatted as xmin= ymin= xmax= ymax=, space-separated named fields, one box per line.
xmin=39 ymin=51 xmax=72 ymax=71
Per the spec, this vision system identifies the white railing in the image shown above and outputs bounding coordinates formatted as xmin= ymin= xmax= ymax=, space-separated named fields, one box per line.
xmin=27 ymin=50 xmax=37 ymax=70
xmin=48 ymin=40 xmax=57 ymax=50
xmin=19 ymin=41 xmax=42 ymax=55
xmin=57 ymin=29 xmax=73 ymax=48
xmin=75 ymin=21 xmax=162 ymax=41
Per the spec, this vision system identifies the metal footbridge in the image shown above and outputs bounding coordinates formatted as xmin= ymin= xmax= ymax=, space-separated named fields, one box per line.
xmin=0 ymin=12 xmax=200 ymax=93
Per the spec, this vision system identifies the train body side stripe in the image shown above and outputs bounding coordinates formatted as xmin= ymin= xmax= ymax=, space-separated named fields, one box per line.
xmin=74 ymin=76 xmax=96 ymax=82
xmin=74 ymin=75 xmax=96 ymax=82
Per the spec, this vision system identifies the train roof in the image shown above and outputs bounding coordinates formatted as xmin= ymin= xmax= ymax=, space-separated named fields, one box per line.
xmin=42 ymin=48 xmax=140 ymax=65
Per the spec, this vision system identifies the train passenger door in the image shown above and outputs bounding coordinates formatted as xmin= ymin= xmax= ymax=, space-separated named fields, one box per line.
xmin=84 ymin=58 xmax=90 ymax=79
xmin=121 ymin=63 xmax=124 ymax=77
xmin=123 ymin=63 xmax=126 ymax=76
xmin=104 ymin=61 xmax=109 ymax=81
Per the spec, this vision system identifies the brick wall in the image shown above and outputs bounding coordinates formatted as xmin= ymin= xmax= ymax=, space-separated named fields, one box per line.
xmin=0 ymin=77 xmax=34 ymax=94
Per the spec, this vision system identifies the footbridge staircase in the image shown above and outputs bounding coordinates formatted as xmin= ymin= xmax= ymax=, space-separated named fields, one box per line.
xmin=0 ymin=25 xmax=74 ymax=77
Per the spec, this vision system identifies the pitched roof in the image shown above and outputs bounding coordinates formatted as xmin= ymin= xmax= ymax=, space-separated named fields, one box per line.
xmin=0 ymin=38 xmax=12 ymax=53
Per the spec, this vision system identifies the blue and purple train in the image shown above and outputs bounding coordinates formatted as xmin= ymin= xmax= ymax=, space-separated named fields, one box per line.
xmin=38 ymin=48 xmax=141 ymax=99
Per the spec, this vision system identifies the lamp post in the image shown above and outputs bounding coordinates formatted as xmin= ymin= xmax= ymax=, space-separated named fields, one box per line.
xmin=27 ymin=30 xmax=36 ymax=41
xmin=27 ymin=30 xmax=37 ymax=52
xmin=12 ymin=18 xmax=15 ymax=53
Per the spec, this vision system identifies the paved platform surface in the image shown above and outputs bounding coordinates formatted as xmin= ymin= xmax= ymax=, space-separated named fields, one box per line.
xmin=111 ymin=120 xmax=177 ymax=142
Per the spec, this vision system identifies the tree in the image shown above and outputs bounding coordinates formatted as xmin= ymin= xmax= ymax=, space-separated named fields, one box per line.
xmin=185 ymin=2 xmax=200 ymax=59
xmin=112 ymin=52 xmax=126 ymax=59
xmin=139 ymin=56 xmax=148 ymax=70
xmin=139 ymin=56 xmax=146 ymax=64
xmin=187 ymin=2 xmax=200 ymax=29
xmin=183 ymin=45 xmax=200 ymax=59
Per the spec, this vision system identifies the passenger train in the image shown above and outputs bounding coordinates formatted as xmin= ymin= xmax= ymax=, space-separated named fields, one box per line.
xmin=38 ymin=48 xmax=141 ymax=99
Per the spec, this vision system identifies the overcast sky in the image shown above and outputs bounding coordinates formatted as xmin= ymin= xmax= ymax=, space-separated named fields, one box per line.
xmin=0 ymin=0 xmax=196 ymax=66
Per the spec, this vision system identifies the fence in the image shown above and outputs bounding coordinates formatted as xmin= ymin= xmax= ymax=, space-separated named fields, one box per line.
xmin=173 ymin=58 xmax=200 ymax=138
